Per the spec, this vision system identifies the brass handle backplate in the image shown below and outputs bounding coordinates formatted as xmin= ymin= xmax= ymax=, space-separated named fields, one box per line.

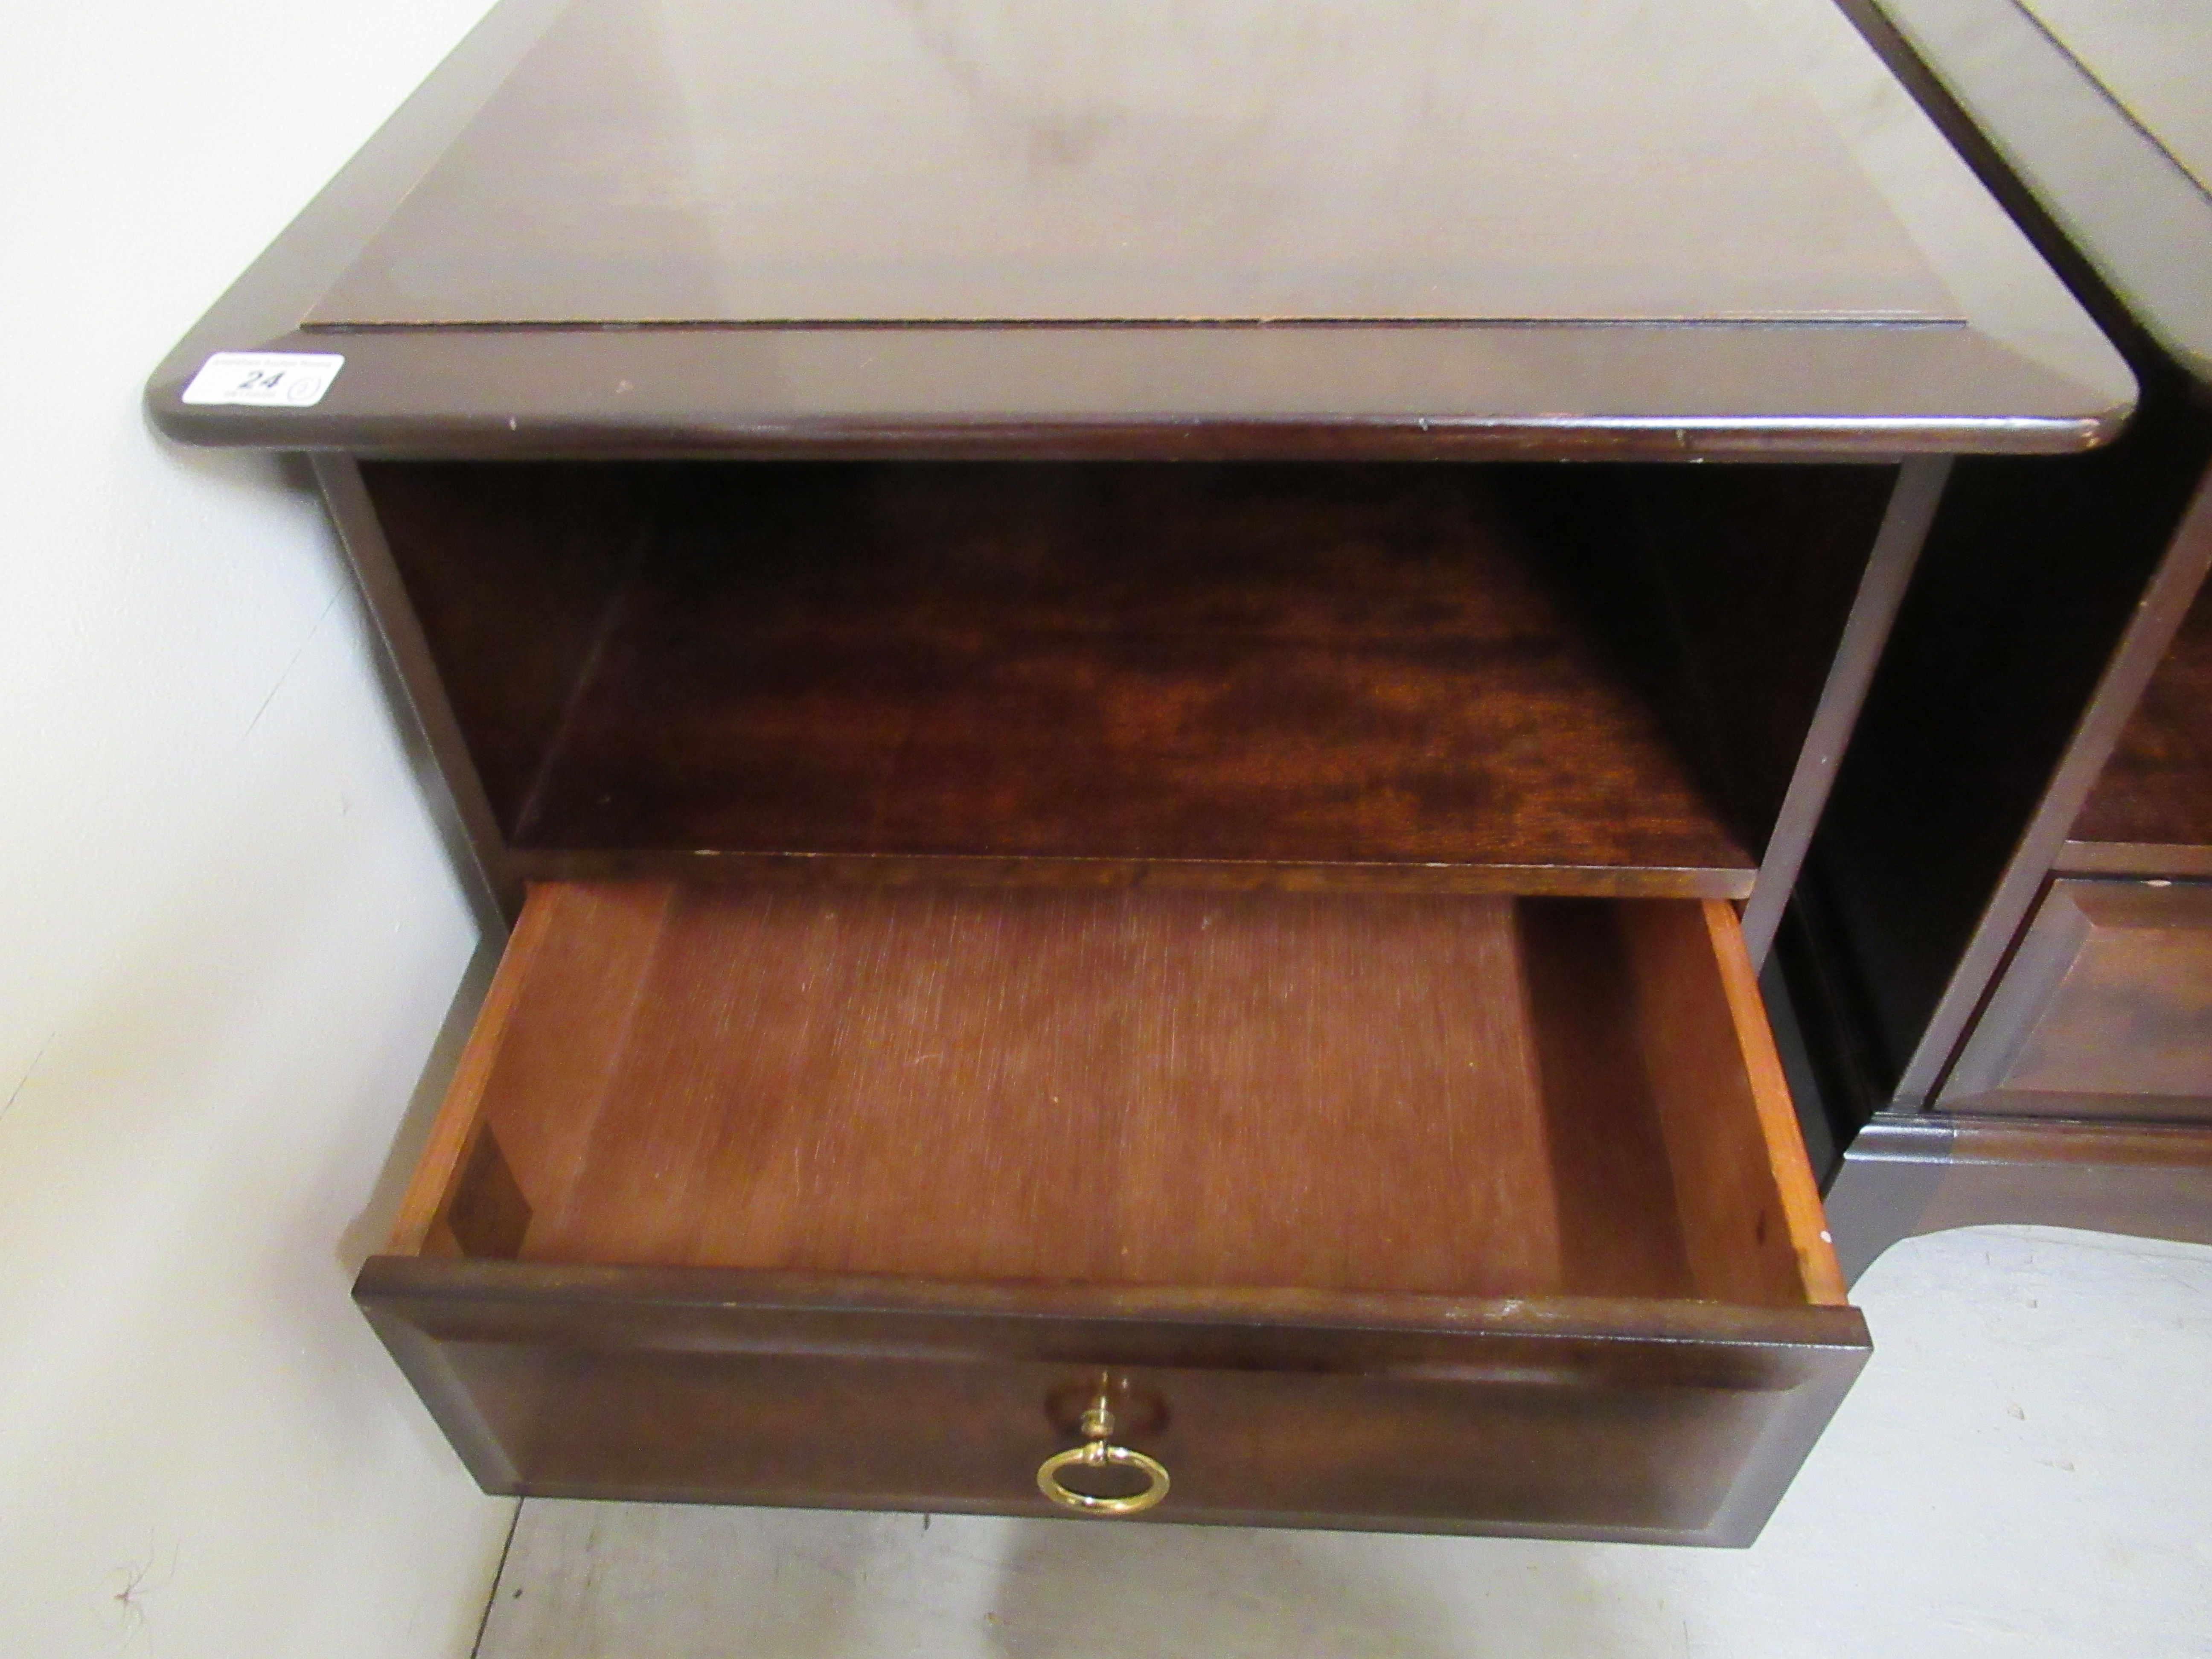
xmin=1036 ymin=1392 xmax=1170 ymax=1516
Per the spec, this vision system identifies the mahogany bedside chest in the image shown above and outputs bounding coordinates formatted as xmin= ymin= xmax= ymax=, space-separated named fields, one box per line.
xmin=1785 ymin=0 xmax=2212 ymax=1277
xmin=148 ymin=0 xmax=2125 ymax=1542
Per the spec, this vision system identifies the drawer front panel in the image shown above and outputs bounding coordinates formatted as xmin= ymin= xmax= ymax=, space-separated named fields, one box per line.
xmin=359 ymin=1263 xmax=1868 ymax=1545
xmin=1942 ymin=879 xmax=2212 ymax=1119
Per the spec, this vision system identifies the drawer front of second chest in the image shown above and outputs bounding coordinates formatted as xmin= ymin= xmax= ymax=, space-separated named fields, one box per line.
xmin=357 ymin=1263 xmax=1867 ymax=1545
xmin=1942 ymin=879 xmax=2212 ymax=1120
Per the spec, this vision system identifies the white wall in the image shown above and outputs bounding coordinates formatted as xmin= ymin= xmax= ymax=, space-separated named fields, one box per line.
xmin=0 ymin=3 xmax=515 ymax=1654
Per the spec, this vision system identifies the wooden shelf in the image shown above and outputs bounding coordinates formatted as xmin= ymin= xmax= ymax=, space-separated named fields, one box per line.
xmin=420 ymin=882 xmax=1820 ymax=1307
xmin=2067 ymin=575 xmax=2212 ymax=876
xmin=371 ymin=462 xmax=1756 ymax=897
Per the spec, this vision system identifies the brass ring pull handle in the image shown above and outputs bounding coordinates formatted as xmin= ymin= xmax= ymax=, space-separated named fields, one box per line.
xmin=1036 ymin=1394 xmax=1170 ymax=1516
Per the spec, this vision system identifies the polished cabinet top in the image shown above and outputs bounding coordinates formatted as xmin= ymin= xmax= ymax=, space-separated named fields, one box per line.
xmin=150 ymin=0 xmax=2130 ymax=457
xmin=2015 ymin=0 xmax=2212 ymax=199
xmin=1873 ymin=0 xmax=2212 ymax=383
xmin=312 ymin=0 xmax=1958 ymax=328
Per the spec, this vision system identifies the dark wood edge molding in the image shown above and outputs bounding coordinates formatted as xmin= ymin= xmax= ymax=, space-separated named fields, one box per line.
xmin=357 ymin=1301 xmax=521 ymax=1488
xmin=144 ymin=0 xmax=575 ymax=405
xmin=1827 ymin=1112 xmax=2212 ymax=1283
xmin=1825 ymin=1114 xmax=1957 ymax=1284
xmin=151 ymin=326 xmax=2125 ymax=462
xmin=353 ymin=1255 xmax=1870 ymax=1354
xmin=1947 ymin=1116 xmax=2212 ymax=1170
xmin=1698 ymin=1339 xmax=1869 ymax=1547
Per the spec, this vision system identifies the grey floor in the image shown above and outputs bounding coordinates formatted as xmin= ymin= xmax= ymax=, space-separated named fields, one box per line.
xmin=477 ymin=1225 xmax=2212 ymax=1659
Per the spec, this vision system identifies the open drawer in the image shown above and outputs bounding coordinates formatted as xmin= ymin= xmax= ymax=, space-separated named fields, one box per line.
xmin=357 ymin=881 xmax=1866 ymax=1543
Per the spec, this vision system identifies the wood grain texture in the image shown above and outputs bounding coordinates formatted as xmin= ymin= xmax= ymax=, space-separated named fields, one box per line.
xmin=482 ymin=883 xmax=1575 ymax=1296
xmin=444 ymin=1126 xmax=534 ymax=1260
xmin=371 ymin=882 xmax=1864 ymax=1539
xmin=423 ymin=882 xmax=1825 ymax=1306
xmin=355 ymin=1258 xmax=1869 ymax=1542
xmin=1497 ymin=460 xmax=1925 ymax=965
xmin=1516 ymin=902 xmax=1695 ymax=1298
xmin=2056 ymin=839 xmax=2212 ymax=879
xmin=460 ymin=883 xmax=676 ymax=1237
xmin=375 ymin=462 xmax=1755 ymax=889
xmin=1798 ymin=0 xmax=2212 ymax=1113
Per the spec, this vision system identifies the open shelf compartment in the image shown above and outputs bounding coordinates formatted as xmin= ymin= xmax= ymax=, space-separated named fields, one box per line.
xmin=361 ymin=460 xmax=1898 ymax=900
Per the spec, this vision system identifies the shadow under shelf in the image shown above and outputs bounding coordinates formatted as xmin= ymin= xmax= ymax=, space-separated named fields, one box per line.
xmin=363 ymin=458 xmax=1897 ymax=899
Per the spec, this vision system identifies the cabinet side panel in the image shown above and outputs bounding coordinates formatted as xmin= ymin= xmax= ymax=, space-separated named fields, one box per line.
xmin=361 ymin=462 xmax=658 ymax=835
xmin=1736 ymin=457 xmax=1948 ymax=964
xmin=314 ymin=454 xmax=517 ymax=926
xmin=1624 ymin=465 xmax=1900 ymax=862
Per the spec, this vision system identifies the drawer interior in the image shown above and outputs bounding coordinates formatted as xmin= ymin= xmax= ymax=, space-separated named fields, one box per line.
xmin=393 ymin=882 xmax=1844 ymax=1310
xmin=362 ymin=460 xmax=1895 ymax=897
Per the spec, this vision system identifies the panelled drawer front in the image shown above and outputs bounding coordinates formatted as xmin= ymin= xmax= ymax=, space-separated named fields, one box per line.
xmin=358 ymin=1263 xmax=1868 ymax=1545
xmin=1942 ymin=879 xmax=2212 ymax=1120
